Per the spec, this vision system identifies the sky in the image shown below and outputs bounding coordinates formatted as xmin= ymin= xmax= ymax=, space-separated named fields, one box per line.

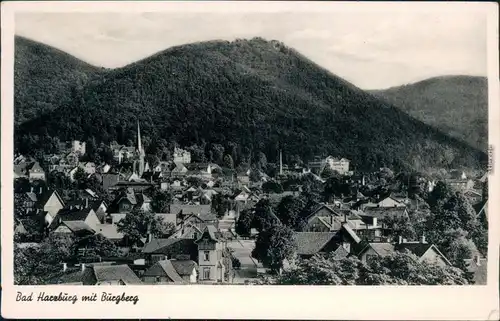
xmin=15 ymin=8 xmax=488 ymax=89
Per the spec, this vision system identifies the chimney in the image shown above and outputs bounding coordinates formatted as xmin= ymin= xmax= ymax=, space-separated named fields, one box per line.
xmin=398 ymin=235 xmax=403 ymax=244
xmin=420 ymin=234 xmax=426 ymax=244
xmin=475 ymin=254 xmax=481 ymax=266
xmin=373 ymin=217 xmax=377 ymax=227
xmin=63 ymin=262 xmax=68 ymax=272
xmin=279 ymin=150 xmax=283 ymax=175
xmin=85 ymin=198 xmax=89 ymax=209
xmin=148 ymin=233 xmax=153 ymax=243
xmin=30 ymin=186 xmax=34 ymax=193
xmin=40 ymin=187 xmax=43 ymax=194
xmin=81 ymin=263 xmax=86 ymax=272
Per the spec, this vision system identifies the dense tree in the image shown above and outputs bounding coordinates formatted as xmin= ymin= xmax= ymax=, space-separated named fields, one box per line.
xmin=212 ymin=194 xmax=231 ymax=219
xmin=253 ymin=199 xmax=281 ymax=232
xmin=117 ymin=209 xmax=173 ymax=246
xmin=223 ymin=154 xmax=234 ymax=169
xmin=262 ymin=181 xmax=284 ymax=194
xmin=275 ymin=195 xmax=307 ymax=231
xmin=272 ymin=251 xmax=468 ymax=285
xmin=383 ymin=215 xmax=417 ymax=241
xmin=235 ymin=209 xmax=254 ymax=237
xmin=150 ymin=188 xmax=173 ymax=213
xmin=251 ymin=224 xmax=295 ymax=273
xmin=72 ymin=233 xmax=121 ymax=260
xmin=14 ymin=234 xmax=75 ymax=285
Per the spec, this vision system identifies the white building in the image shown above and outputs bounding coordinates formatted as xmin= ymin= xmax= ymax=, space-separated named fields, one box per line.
xmin=173 ymin=147 xmax=191 ymax=164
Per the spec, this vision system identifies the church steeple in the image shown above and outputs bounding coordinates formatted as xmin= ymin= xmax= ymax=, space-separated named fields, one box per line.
xmin=137 ymin=121 xmax=144 ymax=156
xmin=136 ymin=120 xmax=145 ymax=177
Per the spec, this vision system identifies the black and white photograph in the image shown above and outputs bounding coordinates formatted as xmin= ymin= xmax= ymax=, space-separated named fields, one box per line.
xmin=2 ymin=1 xmax=499 ymax=319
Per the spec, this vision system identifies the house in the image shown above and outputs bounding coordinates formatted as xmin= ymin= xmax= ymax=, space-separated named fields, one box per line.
xmin=109 ymin=188 xmax=152 ymax=213
xmin=463 ymin=189 xmax=483 ymax=206
xmin=143 ymin=238 xmax=199 ymax=264
xmin=464 ymin=255 xmax=487 ymax=285
xmin=171 ymin=163 xmax=188 ymax=177
xmin=302 ymin=203 xmax=346 ymax=232
xmin=308 ymin=156 xmax=350 ymax=175
xmin=95 ymin=224 xmax=124 ymax=243
xmin=52 ymin=206 xmax=101 ymax=232
xmin=47 ymin=263 xmax=142 ymax=285
xmin=28 ymin=162 xmax=46 ymax=181
xmin=365 ymin=195 xmax=406 ymax=208
xmin=142 ymin=257 xmax=198 ymax=284
xmin=71 ymin=140 xmax=86 ymax=156
xmin=37 ymin=190 xmax=65 ymax=225
xmin=169 ymin=204 xmax=212 ymax=218
xmin=357 ymin=236 xmax=451 ymax=267
xmin=445 ymin=179 xmax=474 ymax=192
xmin=52 ymin=220 xmax=95 ymax=237
xmin=79 ymin=162 xmax=96 ymax=175
xmin=102 ymin=172 xmax=120 ymax=190
xmin=195 ymin=225 xmax=232 ymax=283
xmin=359 ymin=207 xmax=409 ymax=226
xmin=173 ymin=147 xmax=191 ymax=164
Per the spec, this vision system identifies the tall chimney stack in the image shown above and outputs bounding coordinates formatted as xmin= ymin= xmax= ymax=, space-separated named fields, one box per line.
xmin=279 ymin=150 xmax=283 ymax=175
xmin=81 ymin=263 xmax=86 ymax=272
xmin=398 ymin=235 xmax=403 ymax=244
xmin=63 ymin=262 xmax=68 ymax=272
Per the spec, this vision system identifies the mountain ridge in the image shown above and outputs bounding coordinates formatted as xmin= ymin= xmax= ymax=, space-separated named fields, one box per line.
xmin=371 ymin=75 xmax=488 ymax=151
xmin=14 ymin=36 xmax=487 ymax=172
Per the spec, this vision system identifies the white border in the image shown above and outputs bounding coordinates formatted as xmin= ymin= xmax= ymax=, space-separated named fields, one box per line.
xmin=1 ymin=2 xmax=499 ymax=320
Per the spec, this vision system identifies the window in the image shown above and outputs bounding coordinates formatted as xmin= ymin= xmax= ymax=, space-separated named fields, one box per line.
xmin=203 ymin=267 xmax=210 ymax=280
xmin=204 ymin=251 xmax=210 ymax=261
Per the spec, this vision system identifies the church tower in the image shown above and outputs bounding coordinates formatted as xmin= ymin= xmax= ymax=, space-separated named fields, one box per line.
xmin=137 ymin=121 xmax=145 ymax=176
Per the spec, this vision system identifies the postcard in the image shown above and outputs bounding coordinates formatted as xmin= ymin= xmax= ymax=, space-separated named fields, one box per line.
xmin=1 ymin=1 xmax=499 ymax=319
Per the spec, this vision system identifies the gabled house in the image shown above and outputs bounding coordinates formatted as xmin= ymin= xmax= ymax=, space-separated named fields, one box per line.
xmin=109 ymin=188 xmax=152 ymax=213
xmin=142 ymin=258 xmax=198 ymax=284
xmin=37 ymin=190 xmax=65 ymax=225
xmin=359 ymin=207 xmax=409 ymax=226
xmin=171 ymin=163 xmax=188 ymax=177
xmin=356 ymin=236 xmax=451 ymax=267
xmin=28 ymin=161 xmax=46 ymax=181
xmin=51 ymin=206 xmax=101 ymax=232
xmin=195 ymin=225 xmax=232 ymax=283
xmin=52 ymin=220 xmax=95 ymax=237
xmin=143 ymin=238 xmax=199 ymax=265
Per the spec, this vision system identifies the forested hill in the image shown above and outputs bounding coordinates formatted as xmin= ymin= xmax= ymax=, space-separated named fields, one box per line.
xmin=371 ymin=76 xmax=488 ymax=152
xmin=15 ymin=36 xmax=487 ymax=172
xmin=14 ymin=36 xmax=103 ymax=125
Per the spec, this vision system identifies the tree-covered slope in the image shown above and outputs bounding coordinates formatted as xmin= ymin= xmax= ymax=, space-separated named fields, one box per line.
xmin=14 ymin=36 xmax=102 ymax=125
xmin=371 ymin=76 xmax=488 ymax=152
xmin=15 ymin=37 xmax=487 ymax=171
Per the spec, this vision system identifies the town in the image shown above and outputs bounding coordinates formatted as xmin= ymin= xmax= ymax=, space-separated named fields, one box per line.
xmin=14 ymin=122 xmax=488 ymax=285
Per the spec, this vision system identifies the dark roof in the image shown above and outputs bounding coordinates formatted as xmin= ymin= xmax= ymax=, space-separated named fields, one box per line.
xmin=170 ymin=259 xmax=197 ymax=276
xmin=47 ymin=264 xmax=142 ymax=285
xmin=364 ymin=243 xmax=396 ymax=257
xmin=93 ymin=264 xmax=142 ymax=284
xmin=361 ymin=207 xmax=408 ymax=219
xmin=58 ymin=208 xmax=92 ymax=222
xmin=395 ymin=242 xmax=433 ymax=257
xmin=61 ymin=221 xmax=95 ymax=234
xmin=142 ymin=238 xmax=197 ymax=259
xmin=330 ymin=245 xmax=349 ymax=260
xmin=292 ymin=232 xmax=337 ymax=255
xmin=170 ymin=204 xmax=211 ymax=216
xmin=143 ymin=260 xmax=185 ymax=283
xmin=196 ymin=225 xmax=219 ymax=243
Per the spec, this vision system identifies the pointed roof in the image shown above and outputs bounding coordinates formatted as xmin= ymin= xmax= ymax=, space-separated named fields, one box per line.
xmin=137 ymin=121 xmax=144 ymax=156
xmin=195 ymin=225 xmax=219 ymax=243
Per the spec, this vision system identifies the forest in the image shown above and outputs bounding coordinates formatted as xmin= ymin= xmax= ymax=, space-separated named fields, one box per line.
xmin=14 ymin=36 xmax=487 ymax=172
